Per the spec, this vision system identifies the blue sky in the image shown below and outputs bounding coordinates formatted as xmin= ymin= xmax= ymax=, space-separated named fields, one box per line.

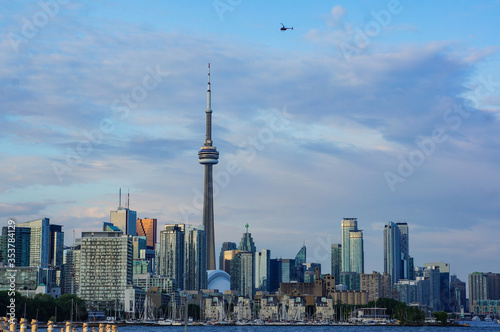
xmin=1 ymin=1 xmax=500 ymax=282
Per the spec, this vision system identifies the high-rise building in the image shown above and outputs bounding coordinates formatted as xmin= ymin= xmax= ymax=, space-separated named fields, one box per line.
xmin=17 ymin=218 xmax=50 ymax=268
xmin=0 ymin=226 xmax=31 ymax=267
xmin=486 ymin=272 xmax=500 ymax=300
xmin=349 ymin=230 xmax=364 ymax=274
xmin=468 ymin=272 xmax=500 ymax=312
xmin=331 ymin=244 xmax=342 ymax=285
xmin=450 ymin=274 xmax=466 ymax=313
xmin=221 ymin=249 xmax=243 ymax=275
xmin=279 ymin=259 xmax=296 ymax=283
xmin=158 ymin=224 xmax=185 ymax=290
xmin=79 ymin=231 xmax=133 ymax=311
xmin=295 ymin=245 xmax=306 ymax=282
xmin=136 ymin=218 xmax=157 ymax=249
xmin=424 ymin=263 xmax=450 ymax=311
xmin=219 ymin=242 xmax=237 ymax=271
xmin=63 ymin=244 xmax=80 ymax=294
xmin=49 ymin=224 xmax=64 ymax=267
xmin=230 ymin=251 xmax=254 ymax=299
xmin=384 ymin=221 xmax=411 ymax=284
xmin=110 ymin=208 xmax=137 ymax=236
xmin=255 ymin=249 xmax=271 ymax=292
xmin=132 ymin=236 xmax=147 ymax=259
xmin=184 ymin=225 xmax=207 ymax=291
xmin=198 ymin=64 xmax=219 ymax=270
xmin=341 ymin=218 xmax=357 ymax=272
xmin=238 ymin=224 xmax=256 ymax=253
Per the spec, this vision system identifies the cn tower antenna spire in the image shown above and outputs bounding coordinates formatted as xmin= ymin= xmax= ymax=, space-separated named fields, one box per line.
xmin=199 ymin=63 xmax=219 ymax=270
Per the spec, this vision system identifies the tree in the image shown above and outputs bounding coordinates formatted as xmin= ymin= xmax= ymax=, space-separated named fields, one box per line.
xmin=433 ymin=311 xmax=448 ymax=325
xmin=55 ymin=294 xmax=87 ymax=321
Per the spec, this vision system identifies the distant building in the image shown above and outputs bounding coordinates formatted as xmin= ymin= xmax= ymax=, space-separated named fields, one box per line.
xmin=424 ymin=263 xmax=450 ymax=312
xmin=62 ymin=244 xmax=81 ymax=294
xmin=384 ymin=222 xmax=411 ymax=284
xmin=110 ymin=208 xmax=137 ymax=236
xmin=184 ymin=225 xmax=207 ymax=291
xmin=0 ymin=226 xmax=31 ymax=266
xmin=255 ymin=249 xmax=271 ymax=292
xmin=136 ymin=218 xmax=157 ymax=249
xmin=230 ymin=251 xmax=254 ymax=299
xmin=238 ymin=224 xmax=256 ymax=253
xmin=469 ymin=272 xmax=500 ymax=313
xmin=49 ymin=224 xmax=64 ymax=268
xmin=360 ymin=271 xmax=392 ymax=303
xmin=78 ymin=231 xmax=133 ymax=311
xmin=17 ymin=218 xmax=51 ymax=268
xmin=219 ymin=242 xmax=237 ymax=271
xmin=157 ymin=224 xmax=185 ymax=290
xmin=341 ymin=218 xmax=357 ymax=272
xmin=294 ymin=245 xmax=306 ymax=282
xmin=450 ymin=274 xmax=466 ymax=313
xmin=331 ymin=244 xmax=342 ymax=285
xmin=349 ymin=230 xmax=364 ymax=274
xmin=221 ymin=249 xmax=243 ymax=276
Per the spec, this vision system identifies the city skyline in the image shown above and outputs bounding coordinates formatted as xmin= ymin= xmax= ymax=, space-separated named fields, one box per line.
xmin=1 ymin=1 xmax=499 ymax=285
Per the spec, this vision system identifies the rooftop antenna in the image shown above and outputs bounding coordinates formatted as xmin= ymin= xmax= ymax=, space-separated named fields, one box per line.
xmin=245 ymin=223 xmax=249 ymax=234
xmin=119 ymin=188 xmax=122 ymax=209
xmin=127 ymin=189 xmax=130 ymax=209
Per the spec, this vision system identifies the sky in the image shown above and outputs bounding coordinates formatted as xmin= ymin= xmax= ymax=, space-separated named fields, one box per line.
xmin=1 ymin=0 xmax=499 ymax=283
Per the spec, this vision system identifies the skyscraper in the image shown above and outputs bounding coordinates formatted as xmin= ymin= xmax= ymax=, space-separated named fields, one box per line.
xmin=349 ymin=230 xmax=364 ymax=274
xmin=17 ymin=218 xmax=50 ymax=268
xmin=230 ymin=251 xmax=255 ymax=299
xmin=331 ymin=244 xmax=341 ymax=285
xmin=158 ymin=224 xmax=185 ymax=290
xmin=79 ymin=231 xmax=133 ymax=311
xmin=341 ymin=218 xmax=357 ymax=272
xmin=49 ymin=224 xmax=64 ymax=267
xmin=184 ymin=225 xmax=207 ymax=291
xmin=219 ymin=242 xmax=237 ymax=271
xmin=199 ymin=64 xmax=219 ymax=270
xmin=0 ymin=226 xmax=31 ymax=267
xmin=295 ymin=245 xmax=306 ymax=282
xmin=255 ymin=249 xmax=271 ymax=292
xmin=384 ymin=221 xmax=411 ymax=284
xmin=238 ymin=224 xmax=256 ymax=253
xmin=136 ymin=218 xmax=157 ymax=249
xmin=110 ymin=191 xmax=137 ymax=236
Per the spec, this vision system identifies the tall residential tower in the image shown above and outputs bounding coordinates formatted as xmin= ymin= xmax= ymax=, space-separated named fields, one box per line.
xmin=198 ymin=64 xmax=219 ymax=270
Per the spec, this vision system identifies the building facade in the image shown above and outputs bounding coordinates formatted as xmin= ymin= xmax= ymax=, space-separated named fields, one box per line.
xmin=341 ymin=218 xmax=357 ymax=272
xmin=136 ymin=218 xmax=157 ymax=249
xmin=331 ymin=244 xmax=342 ymax=285
xmin=158 ymin=224 xmax=185 ymax=290
xmin=78 ymin=231 xmax=133 ymax=311
xmin=184 ymin=225 xmax=207 ymax=291
xmin=17 ymin=218 xmax=51 ymax=268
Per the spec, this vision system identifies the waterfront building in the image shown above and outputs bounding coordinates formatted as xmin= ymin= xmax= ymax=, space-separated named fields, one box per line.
xmin=360 ymin=271 xmax=392 ymax=303
xmin=315 ymin=297 xmax=334 ymax=321
xmin=349 ymin=230 xmax=364 ymax=274
xmin=158 ymin=224 xmax=185 ymax=290
xmin=0 ymin=226 xmax=31 ymax=266
xmin=255 ymin=249 xmax=271 ymax=292
xmin=230 ymin=251 xmax=255 ymax=299
xmin=199 ymin=64 xmax=220 ymax=270
xmin=78 ymin=231 xmax=133 ymax=311
xmin=234 ymin=297 xmax=252 ymax=320
xmin=219 ymin=242 xmax=237 ymax=271
xmin=17 ymin=218 xmax=51 ymax=268
xmin=331 ymin=244 xmax=342 ymax=285
xmin=393 ymin=279 xmax=419 ymax=305
xmin=341 ymin=218 xmax=357 ymax=272
xmin=184 ymin=225 xmax=207 ymax=291
xmin=258 ymin=295 xmax=280 ymax=321
xmin=136 ymin=218 xmax=157 ymax=249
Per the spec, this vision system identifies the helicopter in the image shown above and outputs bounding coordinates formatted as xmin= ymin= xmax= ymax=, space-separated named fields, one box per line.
xmin=280 ymin=23 xmax=293 ymax=31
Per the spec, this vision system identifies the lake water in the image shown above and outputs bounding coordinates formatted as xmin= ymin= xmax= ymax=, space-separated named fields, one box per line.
xmin=115 ymin=321 xmax=499 ymax=331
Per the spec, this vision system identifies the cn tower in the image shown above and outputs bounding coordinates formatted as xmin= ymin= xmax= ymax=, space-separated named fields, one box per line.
xmin=198 ymin=63 xmax=219 ymax=270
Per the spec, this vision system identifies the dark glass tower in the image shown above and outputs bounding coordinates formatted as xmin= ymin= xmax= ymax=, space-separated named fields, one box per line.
xmin=199 ymin=64 xmax=219 ymax=270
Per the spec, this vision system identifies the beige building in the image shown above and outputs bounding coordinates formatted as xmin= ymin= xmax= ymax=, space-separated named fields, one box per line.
xmin=315 ymin=297 xmax=334 ymax=321
xmin=258 ymin=295 xmax=279 ymax=321
xmin=329 ymin=290 xmax=368 ymax=305
xmin=234 ymin=297 xmax=252 ymax=320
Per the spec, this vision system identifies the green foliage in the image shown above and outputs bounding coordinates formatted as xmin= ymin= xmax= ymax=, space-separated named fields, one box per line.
xmin=433 ymin=311 xmax=448 ymax=325
xmin=367 ymin=298 xmax=402 ymax=318
xmin=0 ymin=291 xmax=87 ymax=322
